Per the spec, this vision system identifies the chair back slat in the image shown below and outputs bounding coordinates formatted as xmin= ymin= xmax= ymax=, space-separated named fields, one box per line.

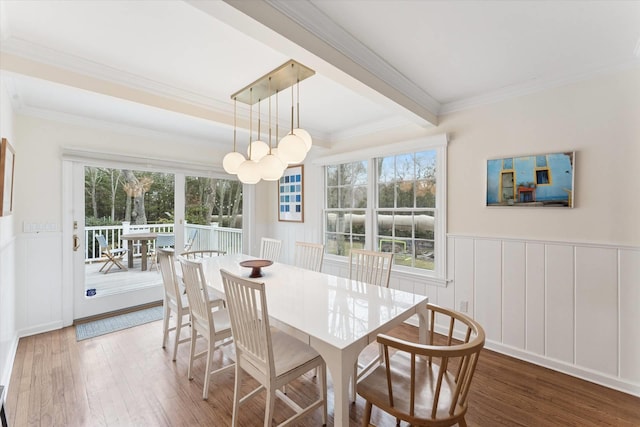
xmin=294 ymin=241 xmax=324 ymax=272
xmin=221 ymin=269 xmax=274 ymax=377
xmin=157 ymin=249 xmax=180 ymax=304
xmin=260 ymin=237 xmax=282 ymax=262
xmin=179 ymin=258 xmax=215 ymax=332
xmin=349 ymin=249 xmax=393 ymax=287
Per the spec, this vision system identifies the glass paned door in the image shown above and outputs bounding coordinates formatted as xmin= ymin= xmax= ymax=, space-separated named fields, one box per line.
xmin=184 ymin=176 xmax=243 ymax=255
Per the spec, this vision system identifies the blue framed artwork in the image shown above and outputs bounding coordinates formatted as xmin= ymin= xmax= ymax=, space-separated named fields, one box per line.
xmin=278 ymin=164 xmax=304 ymax=222
xmin=486 ymin=151 xmax=575 ymax=208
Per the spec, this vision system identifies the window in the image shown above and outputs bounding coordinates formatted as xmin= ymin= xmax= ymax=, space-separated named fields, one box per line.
xmin=535 ymin=155 xmax=551 ymax=185
xmin=325 ymin=161 xmax=368 ymax=255
xmin=376 ymin=151 xmax=437 ymax=270
xmin=322 ymin=136 xmax=447 ymax=277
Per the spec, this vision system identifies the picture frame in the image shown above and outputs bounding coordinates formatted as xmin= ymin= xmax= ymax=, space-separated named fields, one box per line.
xmin=0 ymin=138 xmax=15 ymax=216
xmin=278 ymin=164 xmax=304 ymax=222
xmin=486 ymin=151 xmax=575 ymax=208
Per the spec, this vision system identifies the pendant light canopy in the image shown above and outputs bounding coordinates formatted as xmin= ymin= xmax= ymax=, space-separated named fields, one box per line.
xmin=225 ymin=60 xmax=314 ymax=184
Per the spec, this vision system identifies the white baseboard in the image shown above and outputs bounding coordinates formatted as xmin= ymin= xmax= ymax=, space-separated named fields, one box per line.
xmin=18 ymin=320 xmax=64 ymax=338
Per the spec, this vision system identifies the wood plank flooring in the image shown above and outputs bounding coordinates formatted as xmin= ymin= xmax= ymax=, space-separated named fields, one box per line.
xmin=6 ymin=319 xmax=640 ymax=426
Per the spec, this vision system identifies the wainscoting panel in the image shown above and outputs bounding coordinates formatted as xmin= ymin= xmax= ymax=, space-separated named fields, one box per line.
xmin=545 ymin=244 xmax=575 ymax=364
xmin=525 ymin=242 xmax=545 ymax=355
xmin=447 ymin=235 xmax=640 ymax=397
xmin=619 ymin=249 xmax=640 ymax=383
xmin=502 ymin=241 xmax=526 ymax=349
xmin=453 ymin=238 xmax=474 ymax=319
xmin=474 ymin=239 xmax=502 ymax=342
xmin=575 ymin=246 xmax=618 ymax=376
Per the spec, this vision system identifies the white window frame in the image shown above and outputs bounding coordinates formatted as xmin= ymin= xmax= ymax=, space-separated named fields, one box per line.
xmin=315 ymin=134 xmax=448 ymax=281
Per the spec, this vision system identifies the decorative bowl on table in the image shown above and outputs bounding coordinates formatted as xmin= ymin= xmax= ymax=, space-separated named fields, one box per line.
xmin=239 ymin=259 xmax=273 ymax=278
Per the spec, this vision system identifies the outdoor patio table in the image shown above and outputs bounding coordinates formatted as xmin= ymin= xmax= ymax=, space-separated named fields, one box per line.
xmin=120 ymin=232 xmax=157 ymax=271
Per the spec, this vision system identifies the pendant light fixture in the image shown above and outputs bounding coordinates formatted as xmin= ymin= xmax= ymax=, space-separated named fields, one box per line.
xmin=236 ymin=89 xmax=262 ymax=184
xmin=294 ymin=79 xmax=312 ymax=152
xmin=227 ymin=60 xmax=314 ymax=184
xmin=277 ymin=79 xmax=307 ymax=165
xmin=222 ymin=97 xmax=245 ymax=174
xmin=259 ymin=78 xmax=286 ymax=181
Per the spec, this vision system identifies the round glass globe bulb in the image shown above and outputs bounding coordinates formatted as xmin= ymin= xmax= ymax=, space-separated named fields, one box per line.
xmin=247 ymin=140 xmax=269 ymax=162
xmin=236 ymin=159 xmax=261 ymax=184
xmin=278 ymin=133 xmax=307 ymax=164
xmin=222 ymin=151 xmax=245 ymax=174
xmin=259 ymin=153 xmax=286 ymax=181
xmin=293 ymin=128 xmax=312 ymax=152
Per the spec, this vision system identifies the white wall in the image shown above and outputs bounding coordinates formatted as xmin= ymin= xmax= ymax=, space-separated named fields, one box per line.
xmin=0 ymin=74 xmax=18 ymax=388
xmin=268 ymin=68 xmax=640 ymax=396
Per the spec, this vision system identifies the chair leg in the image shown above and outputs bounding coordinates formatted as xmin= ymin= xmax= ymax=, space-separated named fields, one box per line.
xmin=362 ymin=401 xmax=372 ymax=427
xmin=459 ymin=417 xmax=468 ymax=427
xmin=202 ymin=337 xmax=213 ymax=400
xmin=188 ymin=326 xmax=197 ymax=380
xmin=352 ymin=362 xmax=358 ymax=402
xmin=231 ymin=364 xmax=243 ymax=427
xmin=321 ymin=362 xmax=328 ymax=426
xmin=264 ymin=385 xmax=276 ymax=427
xmin=172 ymin=312 xmax=183 ymax=362
xmin=162 ymin=305 xmax=170 ymax=349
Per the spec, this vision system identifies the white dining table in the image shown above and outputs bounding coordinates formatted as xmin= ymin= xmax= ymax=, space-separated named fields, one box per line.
xmin=199 ymin=253 xmax=429 ymax=427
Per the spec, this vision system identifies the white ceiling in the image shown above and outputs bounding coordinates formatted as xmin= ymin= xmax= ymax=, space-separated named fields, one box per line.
xmin=1 ymin=0 xmax=638 ymax=152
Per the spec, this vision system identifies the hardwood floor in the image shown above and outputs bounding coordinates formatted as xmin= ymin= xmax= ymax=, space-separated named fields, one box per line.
xmin=6 ymin=319 xmax=640 ymax=426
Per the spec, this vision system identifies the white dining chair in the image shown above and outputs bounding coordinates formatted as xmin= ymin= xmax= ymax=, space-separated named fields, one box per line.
xmin=221 ymin=269 xmax=327 ymax=427
xmin=157 ymin=248 xmax=190 ymax=361
xmin=179 ymin=258 xmax=235 ymax=400
xmin=259 ymin=237 xmax=282 ymax=261
xmin=294 ymin=241 xmax=324 ymax=272
xmin=348 ymin=248 xmax=394 ymax=401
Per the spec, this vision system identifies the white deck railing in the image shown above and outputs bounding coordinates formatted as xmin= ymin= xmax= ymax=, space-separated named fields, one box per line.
xmin=86 ymin=222 xmax=243 ymax=262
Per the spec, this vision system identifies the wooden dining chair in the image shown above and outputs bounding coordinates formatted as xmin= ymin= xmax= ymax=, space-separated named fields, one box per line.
xmin=349 ymin=248 xmax=394 ymax=400
xmin=95 ymin=234 xmax=128 ymax=274
xmin=157 ymin=248 xmax=190 ymax=361
xmin=357 ymin=303 xmax=486 ymax=427
xmin=179 ymin=258 xmax=235 ymax=400
xmin=259 ymin=237 xmax=282 ymax=262
xmin=294 ymin=241 xmax=324 ymax=272
xmin=220 ymin=269 xmax=327 ymax=427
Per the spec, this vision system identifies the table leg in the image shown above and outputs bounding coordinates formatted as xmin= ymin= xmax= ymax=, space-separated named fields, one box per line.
xmin=127 ymin=241 xmax=134 ymax=268
xmin=310 ymin=337 xmax=365 ymax=427
xmin=141 ymin=240 xmax=148 ymax=271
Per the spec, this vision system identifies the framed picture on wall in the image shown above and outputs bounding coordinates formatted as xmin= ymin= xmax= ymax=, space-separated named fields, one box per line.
xmin=0 ymin=138 xmax=15 ymax=216
xmin=486 ymin=151 xmax=575 ymax=208
xmin=278 ymin=164 xmax=304 ymax=222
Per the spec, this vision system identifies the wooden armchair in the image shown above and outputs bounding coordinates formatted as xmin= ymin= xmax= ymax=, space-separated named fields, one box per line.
xmin=357 ymin=303 xmax=485 ymax=427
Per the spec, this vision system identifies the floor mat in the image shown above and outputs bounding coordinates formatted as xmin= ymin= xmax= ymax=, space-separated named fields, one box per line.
xmin=75 ymin=305 xmax=163 ymax=341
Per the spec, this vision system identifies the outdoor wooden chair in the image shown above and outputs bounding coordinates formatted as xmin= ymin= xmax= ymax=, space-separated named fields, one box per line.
xmin=357 ymin=303 xmax=486 ymax=427
xmin=95 ymin=234 xmax=128 ymax=274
